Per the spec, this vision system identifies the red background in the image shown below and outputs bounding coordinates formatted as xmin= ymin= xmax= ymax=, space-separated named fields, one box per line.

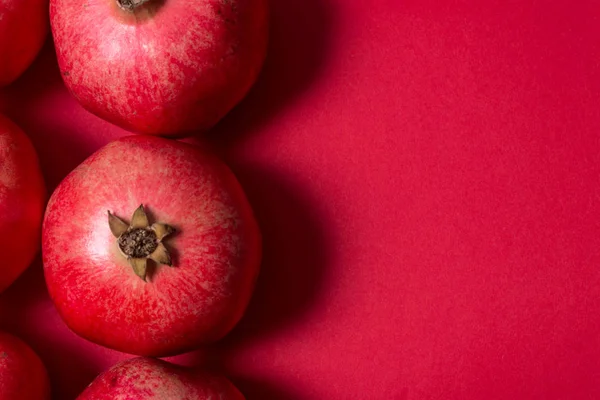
xmin=2 ymin=0 xmax=600 ymax=398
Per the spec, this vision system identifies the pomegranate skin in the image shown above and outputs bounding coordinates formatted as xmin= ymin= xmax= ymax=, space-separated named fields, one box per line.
xmin=77 ymin=357 xmax=244 ymax=400
xmin=50 ymin=0 xmax=269 ymax=137
xmin=0 ymin=331 xmax=51 ymax=400
xmin=0 ymin=0 xmax=48 ymax=86
xmin=42 ymin=136 xmax=261 ymax=356
xmin=0 ymin=114 xmax=46 ymax=293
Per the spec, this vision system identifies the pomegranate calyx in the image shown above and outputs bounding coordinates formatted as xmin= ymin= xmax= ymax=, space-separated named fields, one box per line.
xmin=108 ymin=205 xmax=175 ymax=281
xmin=117 ymin=0 xmax=152 ymax=12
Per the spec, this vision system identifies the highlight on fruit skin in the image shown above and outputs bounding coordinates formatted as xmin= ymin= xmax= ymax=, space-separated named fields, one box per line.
xmin=76 ymin=357 xmax=245 ymax=400
xmin=50 ymin=0 xmax=270 ymax=136
xmin=0 ymin=331 xmax=51 ymax=400
xmin=42 ymin=135 xmax=262 ymax=357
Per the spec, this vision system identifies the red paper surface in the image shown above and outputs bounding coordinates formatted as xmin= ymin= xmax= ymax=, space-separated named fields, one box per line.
xmin=2 ymin=0 xmax=600 ymax=399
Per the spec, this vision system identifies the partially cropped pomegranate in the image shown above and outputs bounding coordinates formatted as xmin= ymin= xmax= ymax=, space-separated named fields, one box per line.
xmin=50 ymin=0 xmax=269 ymax=136
xmin=0 ymin=331 xmax=51 ymax=400
xmin=0 ymin=0 xmax=48 ymax=86
xmin=0 ymin=114 xmax=46 ymax=293
xmin=42 ymin=136 xmax=261 ymax=356
xmin=78 ymin=357 xmax=244 ymax=399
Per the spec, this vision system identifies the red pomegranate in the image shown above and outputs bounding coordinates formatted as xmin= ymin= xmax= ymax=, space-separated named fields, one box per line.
xmin=42 ymin=136 xmax=261 ymax=356
xmin=77 ymin=357 xmax=244 ymax=399
xmin=50 ymin=0 xmax=269 ymax=136
xmin=0 ymin=331 xmax=51 ymax=400
xmin=0 ymin=114 xmax=46 ymax=293
xmin=0 ymin=0 xmax=48 ymax=86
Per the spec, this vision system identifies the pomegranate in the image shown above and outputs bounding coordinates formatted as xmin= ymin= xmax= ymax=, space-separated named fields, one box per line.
xmin=50 ymin=0 xmax=269 ymax=136
xmin=0 ymin=114 xmax=46 ymax=293
xmin=0 ymin=0 xmax=48 ymax=86
xmin=42 ymin=135 xmax=261 ymax=356
xmin=0 ymin=331 xmax=51 ymax=400
xmin=77 ymin=357 xmax=244 ymax=399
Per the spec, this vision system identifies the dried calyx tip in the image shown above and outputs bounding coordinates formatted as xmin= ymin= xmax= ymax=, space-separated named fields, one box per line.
xmin=118 ymin=228 xmax=158 ymax=258
xmin=117 ymin=0 xmax=152 ymax=11
xmin=108 ymin=205 xmax=175 ymax=281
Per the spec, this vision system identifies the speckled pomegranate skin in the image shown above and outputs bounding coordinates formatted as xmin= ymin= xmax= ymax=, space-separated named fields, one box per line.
xmin=0 ymin=331 xmax=51 ymax=400
xmin=77 ymin=357 xmax=244 ymax=400
xmin=42 ymin=136 xmax=261 ymax=356
xmin=0 ymin=0 xmax=48 ymax=86
xmin=0 ymin=114 xmax=46 ymax=293
xmin=50 ymin=0 xmax=268 ymax=137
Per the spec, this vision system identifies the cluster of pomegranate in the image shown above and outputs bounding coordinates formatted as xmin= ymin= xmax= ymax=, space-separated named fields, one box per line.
xmin=0 ymin=0 xmax=269 ymax=397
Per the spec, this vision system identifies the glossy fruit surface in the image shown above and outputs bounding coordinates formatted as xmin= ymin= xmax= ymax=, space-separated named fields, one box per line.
xmin=50 ymin=0 xmax=269 ymax=136
xmin=42 ymin=135 xmax=261 ymax=356
xmin=0 ymin=114 xmax=46 ymax=292
xmin=0 ymin=331 xmax=50 ymax=400
xmin=77 ymin=357 xmax=244 ymax=400
xmin=0 ymin=0 xmax=48 ymax=86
